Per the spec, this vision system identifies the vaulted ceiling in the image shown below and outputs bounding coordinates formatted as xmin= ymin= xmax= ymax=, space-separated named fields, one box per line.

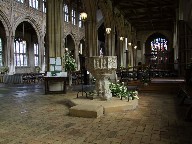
xmin=111 ymin=0 xmax=179 ymax=31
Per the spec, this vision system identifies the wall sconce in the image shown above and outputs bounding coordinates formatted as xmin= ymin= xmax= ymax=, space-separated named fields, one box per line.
xmin=120 ymin=37 xmax=124 ymax=41
xmin=128 ymin=42 xmax=132 ymax=46
xmin=106 ymin=28 xmax=111 ymax=34
xmin=134 ymin=46 xmax=137 ymax=49
xmin=80 ymin=12 xmax=87 ymax=21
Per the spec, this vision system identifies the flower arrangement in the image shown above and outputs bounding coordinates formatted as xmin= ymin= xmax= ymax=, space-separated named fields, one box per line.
xmin=63 ymin=48 xmax=77 ymax=72
xmin=109 ymin=81 xmax=139 ymax=100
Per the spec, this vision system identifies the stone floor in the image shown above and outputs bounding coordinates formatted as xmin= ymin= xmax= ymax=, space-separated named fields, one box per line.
xmin=0 ymin=82 xmax=192 ymax=144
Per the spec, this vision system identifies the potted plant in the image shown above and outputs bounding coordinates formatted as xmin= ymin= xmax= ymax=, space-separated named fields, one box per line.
xmin=0 ymin=66 xmax=9 ymax=74
xmin=63 ymin=48 xmax=77 ymax=86
xmin=109 ymin=81 xmax=139 ymax=101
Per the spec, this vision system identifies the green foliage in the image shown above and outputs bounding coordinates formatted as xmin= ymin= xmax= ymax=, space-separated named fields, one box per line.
xmin=64 ymin=50 xmax=77 ymax=72
xmin=109 ymin=81 xmax=139 ymax=100
xmin=140 ymin=66 xmax=151 ymax=84
xmin=0 ymin=66 xmax=9 ymax=73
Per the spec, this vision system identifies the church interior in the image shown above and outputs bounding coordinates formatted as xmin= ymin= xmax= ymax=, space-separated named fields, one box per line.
xmin=0 ymin=0 xmax=192 ymax=143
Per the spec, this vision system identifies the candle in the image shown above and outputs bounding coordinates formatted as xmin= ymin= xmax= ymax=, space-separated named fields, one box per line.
xmin=125 ymin=38 xmax=128 ymax=50
xmin=80 ymin=43 xmax=82 ymax=54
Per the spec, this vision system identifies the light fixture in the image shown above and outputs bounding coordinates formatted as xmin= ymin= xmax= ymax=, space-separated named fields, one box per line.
xmin=128 ymin=42 xmax=132 ymax=46
xmin=120 ymin=37 xmax=124 ymax=41
xmin=106 ymin=28 xmax=111 ymax=34
xmin=134 ymin=46 xmax=137 ymax=49
xmin=80 ymin=12 xmax=87 ymax=21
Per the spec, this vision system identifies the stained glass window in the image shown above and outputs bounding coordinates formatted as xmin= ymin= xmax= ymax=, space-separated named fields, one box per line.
xmin=150 ymin=38 xmax=168 ymax=64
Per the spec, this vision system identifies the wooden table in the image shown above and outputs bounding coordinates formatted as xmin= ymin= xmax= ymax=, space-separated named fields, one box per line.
xmin=44 ymin=76 xmax=68 ymax=94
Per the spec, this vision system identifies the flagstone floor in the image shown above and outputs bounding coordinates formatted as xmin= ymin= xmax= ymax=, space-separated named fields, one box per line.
xmin=0 ymin=83 xmax=192 ymax=144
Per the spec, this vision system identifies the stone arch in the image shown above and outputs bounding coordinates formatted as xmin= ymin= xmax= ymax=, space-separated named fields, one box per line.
xmin=98 ymin=0 xmax=113 ymax=28
xmin=0 ymin=10 xmax=11 ymax=36
xmin=64 ymin=33 xmax=77 ymax=46
xmin=64 ymin=34 xmax=76 ymax=53
xmin=13 ymin=16 xmax=42 ymax=42
xmin=144 ymin=32 xmax=172 ymax=69
xmin=142 ymin=31 xmax=172 ymax=46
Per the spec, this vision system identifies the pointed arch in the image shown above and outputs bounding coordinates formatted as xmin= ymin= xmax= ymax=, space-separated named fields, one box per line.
xmin=0 ymin=10 xmax=11 ymax=36
xmin=13 ymin=16 xmax=42 ymax=42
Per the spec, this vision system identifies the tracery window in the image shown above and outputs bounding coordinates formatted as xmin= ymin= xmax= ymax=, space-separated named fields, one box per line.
xmin=16 ymin=0 xmax=24 ymax=3
xmin=72 ymin=9 xmax=76 ymax=25
xmin=150 ymin=38 xmax=168 ymax=64
xmin=0 ymin=38 xmax=3 ymax=66
xmin=14 ymin=38 xmax=27 ymax=67
xmin=43 ymin=0 xmax=46 ymax=13
xmin=64 ymin=4 xmax=69 ymax=22
xmin=29 ymin=0 xmax=38 ymax=9
xmin=34 ymin=43 xmax=39 ymax=66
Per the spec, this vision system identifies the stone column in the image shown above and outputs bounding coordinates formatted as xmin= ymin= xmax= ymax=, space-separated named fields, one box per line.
xmin=111 ymin=28 xmax=116 ymax=56
xmin=105 ymin=27 xmax=115 ymax=56
xmin=75 ymin=42 xmax=80 ymax=70
xmin=46 ymin=0 xmax=64 ymax=71
xmin=38 ymin=35 xmax=45 ymax=71
xmin=7 ymin=35 xmax=15 ymax=74
xmin=105 ymin=32 xmax=112 ymax=56
xmin=85 ymin=20 xmax=97 ymax=57
xmin=82 ymin=0 xmax=97 ymax=57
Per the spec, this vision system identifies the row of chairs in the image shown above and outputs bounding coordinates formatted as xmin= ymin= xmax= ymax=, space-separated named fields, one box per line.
xmin=22 ymin=73 xmax=44 ymax=83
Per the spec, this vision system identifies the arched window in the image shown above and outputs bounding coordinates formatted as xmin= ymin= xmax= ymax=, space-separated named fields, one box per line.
xmin=34 ymin=43 xmax=39 ymax=66
xmin=14 ymin=38 xmax=27 ymax=67
xmin=29 ymin=0 xmax=38 ymax=9
xmin=43 ymin=0 xmax=46 ymax=13
xmin=64 ymin=4 xmax=69 ymax=22
xmin=72 ymin=9 xmax=76 ymax=25
xmin=150 ymin=38 xmax=168 ymax=64
xmin=0 ymin=38 xmax=3 ymax=66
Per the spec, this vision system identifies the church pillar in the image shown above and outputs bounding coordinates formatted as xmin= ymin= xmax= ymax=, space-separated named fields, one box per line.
xmin=39 ymin=35 xmax=45 ymax=71
xmin=75 ymin=41 xmax=80 ymax=70
xmin=105 ymin=26 xmax=115 ymax=56
xmin=119 ymin=38 xmax=124 ymax=68
xmin=82 ymin=0 xmax=97 ymax=57
xmin=111 ymin=28 xmax=116 ymax=56
xmin=84 ymin=20 xmax=97 ymax=57
xmin=105 ymin=31 xmax=112 ymax=56
xmin=7 ymin=35 xmax=15 ymax=74
xmin=46 ymin=0 xmax=64 ymax=71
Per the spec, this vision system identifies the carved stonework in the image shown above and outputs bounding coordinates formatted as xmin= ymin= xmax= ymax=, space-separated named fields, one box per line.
xmin=86 ymin=56 xmax=117 ymax=100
